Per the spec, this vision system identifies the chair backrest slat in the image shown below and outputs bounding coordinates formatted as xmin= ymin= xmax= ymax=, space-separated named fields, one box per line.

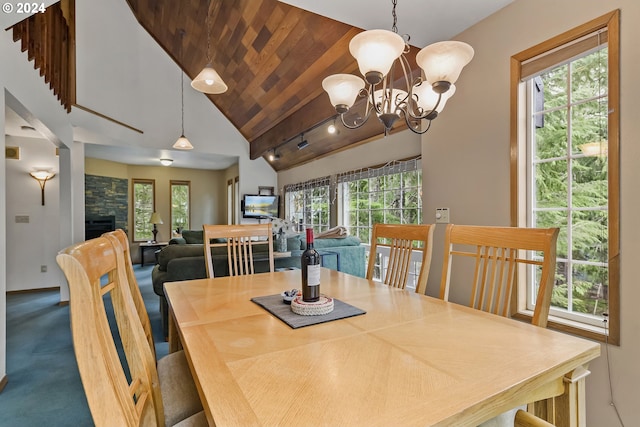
xmin=366 ymin=224 xmax=435 ymax=294
xmin=203 ymin=224 xmax=274 ymax=278
xmin=439 ymin=224 xmax=559 ymax=328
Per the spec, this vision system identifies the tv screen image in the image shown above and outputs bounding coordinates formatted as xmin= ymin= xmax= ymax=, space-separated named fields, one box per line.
xmin=242 ymin=194 xmax=279 ymax=218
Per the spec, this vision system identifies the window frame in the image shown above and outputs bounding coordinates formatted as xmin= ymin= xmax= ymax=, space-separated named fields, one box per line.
xmin=170 ymin=180 xmax=190 ymax=233
xmin=510 ymin=10 xmax=620 ymax=344
xmin=132 ymin=178 xmax=156 ymax=243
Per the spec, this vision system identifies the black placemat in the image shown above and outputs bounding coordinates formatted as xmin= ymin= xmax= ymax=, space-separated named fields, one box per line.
xmin=251 ymin=294 xmax=366 ymax=329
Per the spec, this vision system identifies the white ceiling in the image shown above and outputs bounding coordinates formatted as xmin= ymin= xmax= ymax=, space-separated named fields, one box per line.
xmin=4 ymin=0 xmax=513 ymax=170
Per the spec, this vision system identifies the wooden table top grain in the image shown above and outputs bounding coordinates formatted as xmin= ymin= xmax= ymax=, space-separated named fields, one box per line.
xmin=165 ymin=268 xmax=600 ymax=427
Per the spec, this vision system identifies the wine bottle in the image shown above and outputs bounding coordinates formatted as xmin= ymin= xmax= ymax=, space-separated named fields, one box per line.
xmin=301 ymin=228 xmax=320 ymax=302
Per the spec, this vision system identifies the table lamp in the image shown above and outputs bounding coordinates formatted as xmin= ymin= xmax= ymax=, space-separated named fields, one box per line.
xmin=149 ymin=212 xmax=163 ymax=242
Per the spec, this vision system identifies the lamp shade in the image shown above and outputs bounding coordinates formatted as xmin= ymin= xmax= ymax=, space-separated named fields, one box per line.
xmin=322 ymin=74 xmax=365 ymax=112
xmin=191 ymin=64 xmax=228 ymax=94
xmin=173 ymin=135 xmax=194 ymax=150
xmin=349 ymin=30 xmax=405 ymax=82
xmin=413 ymin=83 xmax=456 ymax=113
xmin=149 ymin=212 xmax=163 ymax=225
xmin=416 ymin=41 xmax=474 ymax=85
xmin=160 ymin=158 xmax=173 ymax=166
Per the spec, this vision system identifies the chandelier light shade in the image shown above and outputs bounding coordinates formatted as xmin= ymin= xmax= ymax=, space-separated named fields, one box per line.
xmin=160 ymin=158 xmax=174 ymax=166
xmin=191 ymin=0 xmax=227 ymax=95
xmin=415 ymin=41 xmax=475 ymax=86
xmin=322 ymin=0 xmax=474 ymax=135
xmin=349 ymin=30 xmax=405 ymax=84
xmin=192 ymin=64 xmax=228 ymax=94
xmin=321 ymin=74 xmax=365 ymax=113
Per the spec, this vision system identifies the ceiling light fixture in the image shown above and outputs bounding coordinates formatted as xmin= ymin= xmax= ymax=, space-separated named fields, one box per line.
xmin=268 ymin=150 xmax=281 ymax=161
xmin=322 ymin=0 xmax=474 ymax=135
xmin=160 ymin=158 xmax=174 ymax=166
xmin=327 ymin=120 xmax=337 ymax=134
xmin=297 ymin=134 xmax=309 ymax=150
xmin=191 ymin=0 xmax=228 ymax=94
xmin=174 ymin=32 xmax=194 ymax=150
xmin=29 ymin=170 xmax=56 ymax=206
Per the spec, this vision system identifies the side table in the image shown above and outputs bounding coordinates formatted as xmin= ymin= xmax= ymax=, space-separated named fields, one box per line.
xmin=139 ymin=241 xmax=168 ymax=266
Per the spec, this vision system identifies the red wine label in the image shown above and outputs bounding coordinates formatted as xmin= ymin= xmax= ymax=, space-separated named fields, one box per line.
xmin=307 ymin=264 xmax=320 ymax=286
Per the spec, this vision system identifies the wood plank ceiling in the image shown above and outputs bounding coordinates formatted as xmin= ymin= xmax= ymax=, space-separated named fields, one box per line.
xmin=125 ymin=0 xmax=418 ymax=171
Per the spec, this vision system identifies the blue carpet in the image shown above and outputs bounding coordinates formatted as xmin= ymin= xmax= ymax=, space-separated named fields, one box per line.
xmin=0 ymin=264 xmax=166 ymax=427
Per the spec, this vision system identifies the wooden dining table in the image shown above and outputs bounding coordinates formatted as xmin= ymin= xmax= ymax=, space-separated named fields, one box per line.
xmin=164 ymin=268 xmax=600 ymax=427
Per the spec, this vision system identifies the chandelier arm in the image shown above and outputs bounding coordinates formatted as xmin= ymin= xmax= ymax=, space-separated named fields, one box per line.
xmin=339 ymin=105 xmax=374 ymax=130
xmin=404 ymin=113 xmax=433 ymax=135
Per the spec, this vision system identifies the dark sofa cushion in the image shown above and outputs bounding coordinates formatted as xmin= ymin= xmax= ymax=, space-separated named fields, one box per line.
xmin=301 ymin=235 xmax=362 ymax=249
xmin=182 ymin=230 xmax=204 ymax=244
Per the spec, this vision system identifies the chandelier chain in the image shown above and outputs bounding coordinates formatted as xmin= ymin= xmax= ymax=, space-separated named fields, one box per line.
xmin=391 ymin=0 xmax=398 ymax=34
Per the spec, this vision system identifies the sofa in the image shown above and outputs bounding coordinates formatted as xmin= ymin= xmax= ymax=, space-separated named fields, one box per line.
xmin=151 ymin=229 xmax=366 ymax=336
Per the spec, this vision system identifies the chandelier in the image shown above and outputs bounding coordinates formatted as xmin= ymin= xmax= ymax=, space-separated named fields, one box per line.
xmin=322 ymin=0 xmax=474 ymax=135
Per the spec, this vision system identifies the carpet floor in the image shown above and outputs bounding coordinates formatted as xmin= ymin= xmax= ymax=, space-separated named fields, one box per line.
xmin=0 ymin=264 xmax=167 ymax=427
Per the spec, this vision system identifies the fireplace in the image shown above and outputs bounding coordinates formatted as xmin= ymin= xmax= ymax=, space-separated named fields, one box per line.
xmin=85 ymin=215 xmax=116 ymax=240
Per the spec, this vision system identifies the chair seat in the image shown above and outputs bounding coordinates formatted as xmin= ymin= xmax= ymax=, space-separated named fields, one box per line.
xmin=173 ymin=411 xmax=208 ymax=427
xmin=158 ymin=350 xmax=204 ymax=426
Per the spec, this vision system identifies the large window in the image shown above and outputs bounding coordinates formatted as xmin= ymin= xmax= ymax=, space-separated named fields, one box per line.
xmin=338 ymin=158 xmax=422 ymax=244
xmin=132 ymin=179 xmax=155 ymax=242
xmin=171 ymin=181 xmax=190 ymax=232
xmin=284 ymin=177 xmax=330 ymax=233
xmin=511 ymin=11 xmax=619 ymax=343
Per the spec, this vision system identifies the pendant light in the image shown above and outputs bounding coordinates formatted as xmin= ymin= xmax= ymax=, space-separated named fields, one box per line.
xmin=173 ymin=71 xmax=194 ymax=150
xmin=191 ymin=0 xmax=227 ymax=94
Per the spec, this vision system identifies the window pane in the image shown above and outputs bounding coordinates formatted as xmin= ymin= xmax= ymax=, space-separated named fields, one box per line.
xmin=571 ymin=100 xmax=607 ymax=155
xmin=571 ymin=263 xmax=608 ymax=316
xmin=571 ymin=210 xmax=607 ymax=262
xmin=535 ymin=160 xmax=568 ymax=208
xmin=534 ymin=109 xmax=568 ymax=160
xmin=133 ymin=181 xmax=154 ymax=241
xmin=541 ymin=64 xmax=568 ymax=109
xmin=534 ymin=210 xmax=568 ymax=259
xmin=171 ymin=182 xmax=190 ymax=232
xmin=571 ymin=49 xmax=608 ymax=102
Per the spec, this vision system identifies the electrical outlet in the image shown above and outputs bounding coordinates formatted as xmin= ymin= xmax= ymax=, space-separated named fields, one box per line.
xmin=435 ymin=207 xmax=450 ymax=224
xmin=41 ymin=265 xmax=47 ymax=273
xmin=15 ymin=215 xmax=29 ymax=223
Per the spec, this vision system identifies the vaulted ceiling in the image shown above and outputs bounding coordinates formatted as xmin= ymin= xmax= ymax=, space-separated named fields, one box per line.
xmin=125 ymin=0 xmax=416 ymax=171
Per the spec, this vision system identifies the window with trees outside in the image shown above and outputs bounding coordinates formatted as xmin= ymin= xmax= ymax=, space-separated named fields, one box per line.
xmin=171 ymin=181 xmax=190 ymax=233
xmin=338 ymin=158 xmax=422 ymax=244
xmin=284 ymin=177 xmax=330 ymax=234
xmin=511 ymin=11 xmax=619 ymax=343
xmin=338 ymin=158 xmax=423 ymax=288
xmin=132 ymin=179 xmax=155 ymax=242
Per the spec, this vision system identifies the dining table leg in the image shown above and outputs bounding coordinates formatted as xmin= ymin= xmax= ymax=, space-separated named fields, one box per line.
xmin=168 ymin=308 xmax=183 ymax=353
xmin=551 ymin=365 xmax=591 ymax=427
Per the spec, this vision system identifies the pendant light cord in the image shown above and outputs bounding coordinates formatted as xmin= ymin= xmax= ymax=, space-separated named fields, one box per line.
xmin=391 ymin=0 xmax=398 ymax=34
xmin=206 ymin=0 xmax=211 ymax=63
xmin=181 ymin=71 xmax=185 ymax=135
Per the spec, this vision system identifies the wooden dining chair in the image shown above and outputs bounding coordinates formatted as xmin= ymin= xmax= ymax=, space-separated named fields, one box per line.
xmin=439 ymin=224 xmax=559 ymax=328
xmin=514 ymin=409 xmax=555 ymax=427
xmin=366 ymin=223 xmax=435 ymax=294
xmin=102 ymin=229 xmax=204 ymax=420
xmin=57 ymin=237 xmax=206 ymax=427
xmin=203 ymin=223 xmax=274 ymax=278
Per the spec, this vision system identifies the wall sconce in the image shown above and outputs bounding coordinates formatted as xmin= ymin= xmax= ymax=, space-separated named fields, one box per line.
xmin=149 ymin=212 xmax=163 ymax=242
xmin=29 ymin=170 xmax=56 ymax=206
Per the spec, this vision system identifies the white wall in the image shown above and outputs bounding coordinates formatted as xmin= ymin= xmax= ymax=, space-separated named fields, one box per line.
xmin=5 ymin=136 xmax=64 ymax=292
xmin=422 ymin=0 xmax=639 ymax=425
xmin=0 ymin=91 xmax=6 ymax=388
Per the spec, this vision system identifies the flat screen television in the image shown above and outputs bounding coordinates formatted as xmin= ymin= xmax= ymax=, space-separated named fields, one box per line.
xmin=242 ymin=194 xmax=280 ymax=219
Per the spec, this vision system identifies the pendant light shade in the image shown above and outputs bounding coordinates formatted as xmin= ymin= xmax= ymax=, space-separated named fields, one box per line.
xmin=415 ymin=41 xmax=474 ymax=86
xmin=191 ymin=63 xmax=228 ymax=94
xmin=174 ymin=135 xmax=193 ymax=150
xmin=349 ymin=29 xmax=405 ymax=84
